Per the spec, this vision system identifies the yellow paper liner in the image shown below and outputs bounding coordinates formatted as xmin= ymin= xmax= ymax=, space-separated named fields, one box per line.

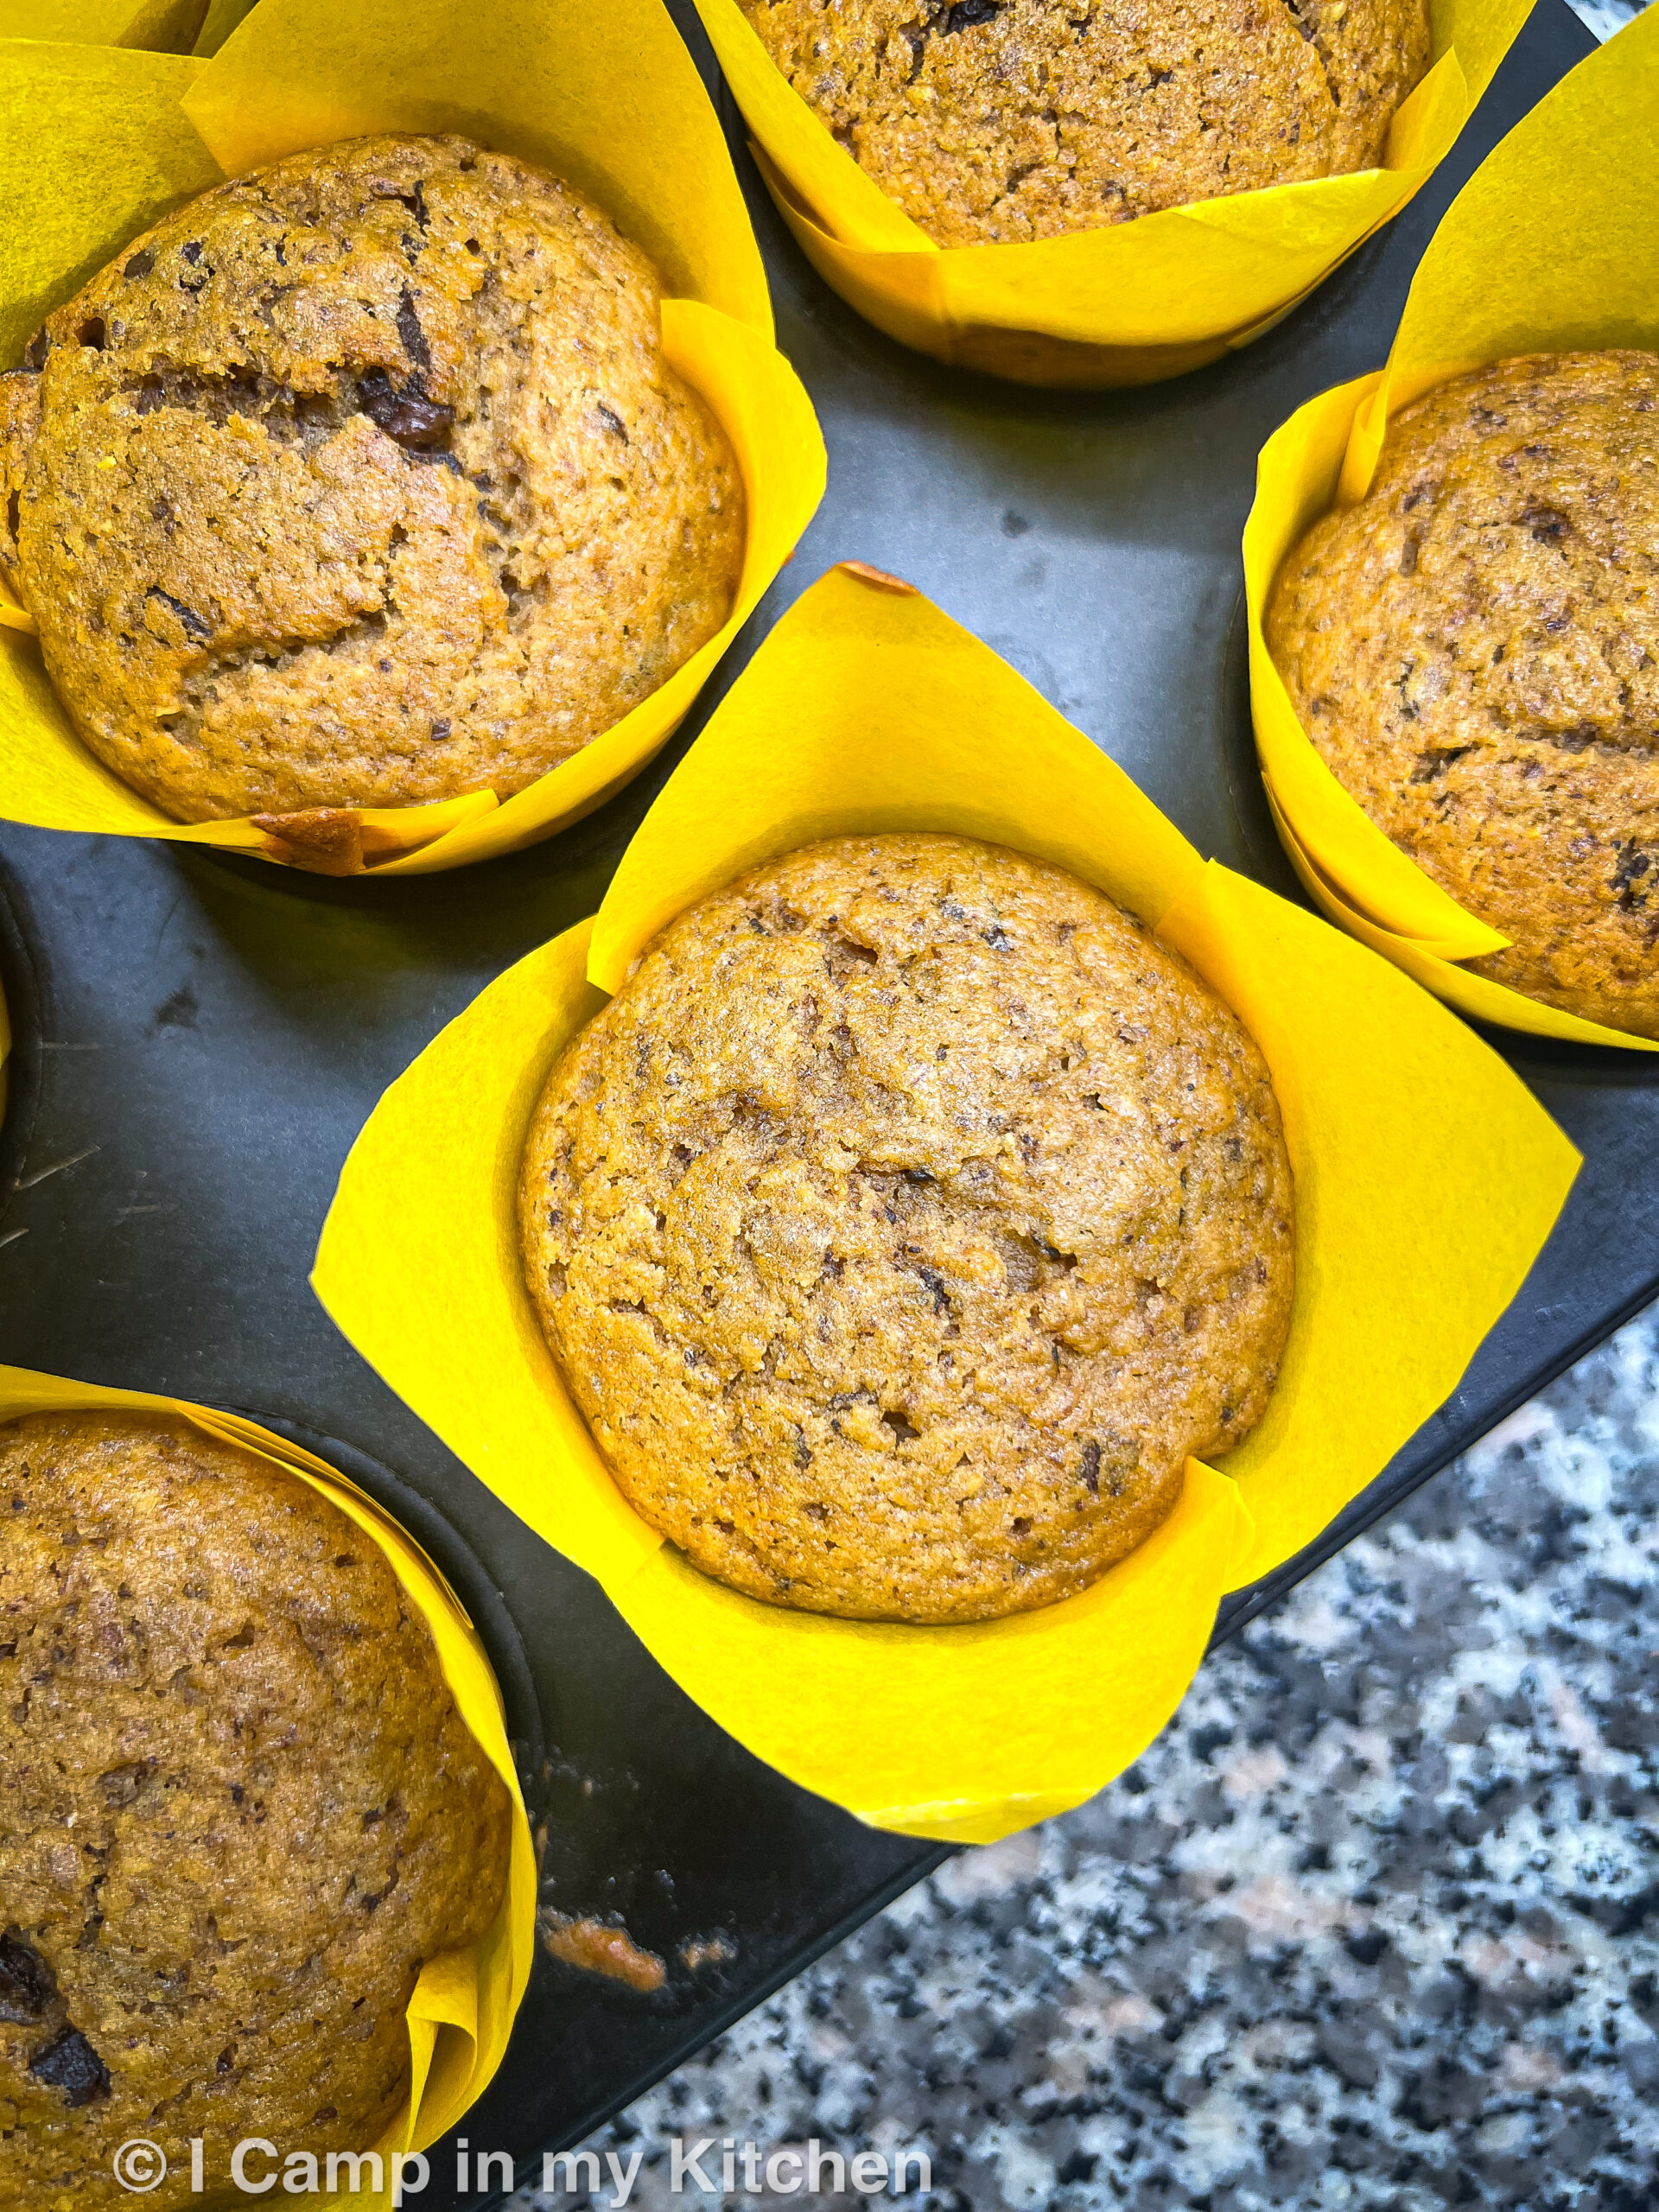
xmin=313 ymin=563 xmax=1579 ymax=1844
xmin=0 ymin=1361 xmax=536 ymax=2211
xmin=0 ymin=0 xmax=825 ymax=874
xmin=690 ymin=0 xmax=1533 ymax=388
xmin=0 ymin=0 xmax=207 ymax=47
xmin=192 ymin=0 xmax=252 ymax=51
xmin=1247 ymin=8 xmax=1659 ymax=1048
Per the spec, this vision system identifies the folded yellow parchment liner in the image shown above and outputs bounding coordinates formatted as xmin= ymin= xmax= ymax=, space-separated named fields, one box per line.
xmin=0 ymin=0 xmax=825 ymax=873
xmin=0 ymin=1362 xmax=536 ymax=2212
xmin=0 ymin=0 xmax=207 ymax=46
xmin=691 ymin=0 xmax=1533 ymax=388
xmin=1247 ymin=9 xmax=1659 ymax=1049
xmin=313 ymin=563 xmax=1578 ymax=1845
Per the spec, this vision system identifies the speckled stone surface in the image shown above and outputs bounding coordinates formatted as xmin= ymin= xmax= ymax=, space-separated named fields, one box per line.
xmin=1575 ymin=0 xmax=1648 ymax=36
xmin=514 ymin=10 xmax=1658 ymax=2201
xmin=523 ymin=1298 xmax=1659 ymax=2209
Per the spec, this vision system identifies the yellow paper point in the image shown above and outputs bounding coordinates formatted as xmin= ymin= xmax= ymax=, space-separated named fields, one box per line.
xmin=194 ymin=0 xmax=262 ymax=54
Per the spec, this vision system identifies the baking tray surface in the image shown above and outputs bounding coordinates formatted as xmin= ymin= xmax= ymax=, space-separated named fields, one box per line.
xmin=0 ymin=1 xmax=1637 ymax=2195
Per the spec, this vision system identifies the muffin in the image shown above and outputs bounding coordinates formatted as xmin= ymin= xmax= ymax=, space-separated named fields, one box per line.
xmin=519 ymin=834 xmax=1294 ymax=1624
xmin=1268 ymin=350 xmax=1659 ymax=1039
xmin=0 ymin=133 xmax=744 ymax=824
xmin=0 ymin=1413 xmax=512 ymax=2211
xmin=741 ymin=0 xmax=1431 ymax=248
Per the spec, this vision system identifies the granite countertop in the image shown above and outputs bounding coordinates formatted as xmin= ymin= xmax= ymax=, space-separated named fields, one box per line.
xmin=524 ymin=1304 xmax=1659 ymax=2210
xmin=514 ymin=8 xmax=1658 ymax=2202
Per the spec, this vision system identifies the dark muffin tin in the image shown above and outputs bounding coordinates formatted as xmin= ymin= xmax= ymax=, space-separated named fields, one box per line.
xmin=0 ymin=1 xmax=1642 ymax=2199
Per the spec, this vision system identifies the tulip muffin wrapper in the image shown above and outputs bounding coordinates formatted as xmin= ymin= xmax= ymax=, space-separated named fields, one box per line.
xmin=0 ymin=0 xmax=825 ymax=874
xmin=312 ymin=561 xmax=1578 ymax=1846
xmin=690 ymin=0 xmax=1533 ymax=389
xmin=1246 ymin=8 xmax=1659 ymax=1049
xmin=0 ymin=1361 xmax=537 ymax=2209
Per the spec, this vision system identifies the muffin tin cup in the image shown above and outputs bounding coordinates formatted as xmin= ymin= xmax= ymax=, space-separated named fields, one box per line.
xmin=0 ymin=0 xmax=207 ymax=46
xmin=311 ymin=560 xmax=1578 ymax=1847
xmin=0 ymin=1360 xmax=538 ymax=2209
xmin=0 ymin=0 xmax=826 ymax=876
xmin=690 ymin=0 xmax=1533 ymax=391
xmin=1247 ymin=9 xmax=1659 ymax=1050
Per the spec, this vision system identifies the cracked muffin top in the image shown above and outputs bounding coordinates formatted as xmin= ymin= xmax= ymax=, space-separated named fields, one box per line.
xmin=1268 ymin=351 xmax=1659 ymax=1039
xmin=740 ymin=0 xmax=1431 ymax=248
xmin=0 ymin=133 xmax=744 ymax=829
xmin=519 ymin=835 xmax=1294 ymax=1624
xmin=0 ymin=1412 xmax=512 ymax=2212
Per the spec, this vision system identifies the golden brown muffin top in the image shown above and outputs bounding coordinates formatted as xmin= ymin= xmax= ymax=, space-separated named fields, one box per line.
xmin=521 ymin=835 xmax=1294 ymax=1624
xmin=1268 ymin=350 xmax=1659 ymax=1039
xmin=0 ymin=1413 xmax=511 ymax=2212
xmin=0 ymin=133 xmax=743 ymax=823
xmin=741 ymin=0 xmax=1430 ymax=247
